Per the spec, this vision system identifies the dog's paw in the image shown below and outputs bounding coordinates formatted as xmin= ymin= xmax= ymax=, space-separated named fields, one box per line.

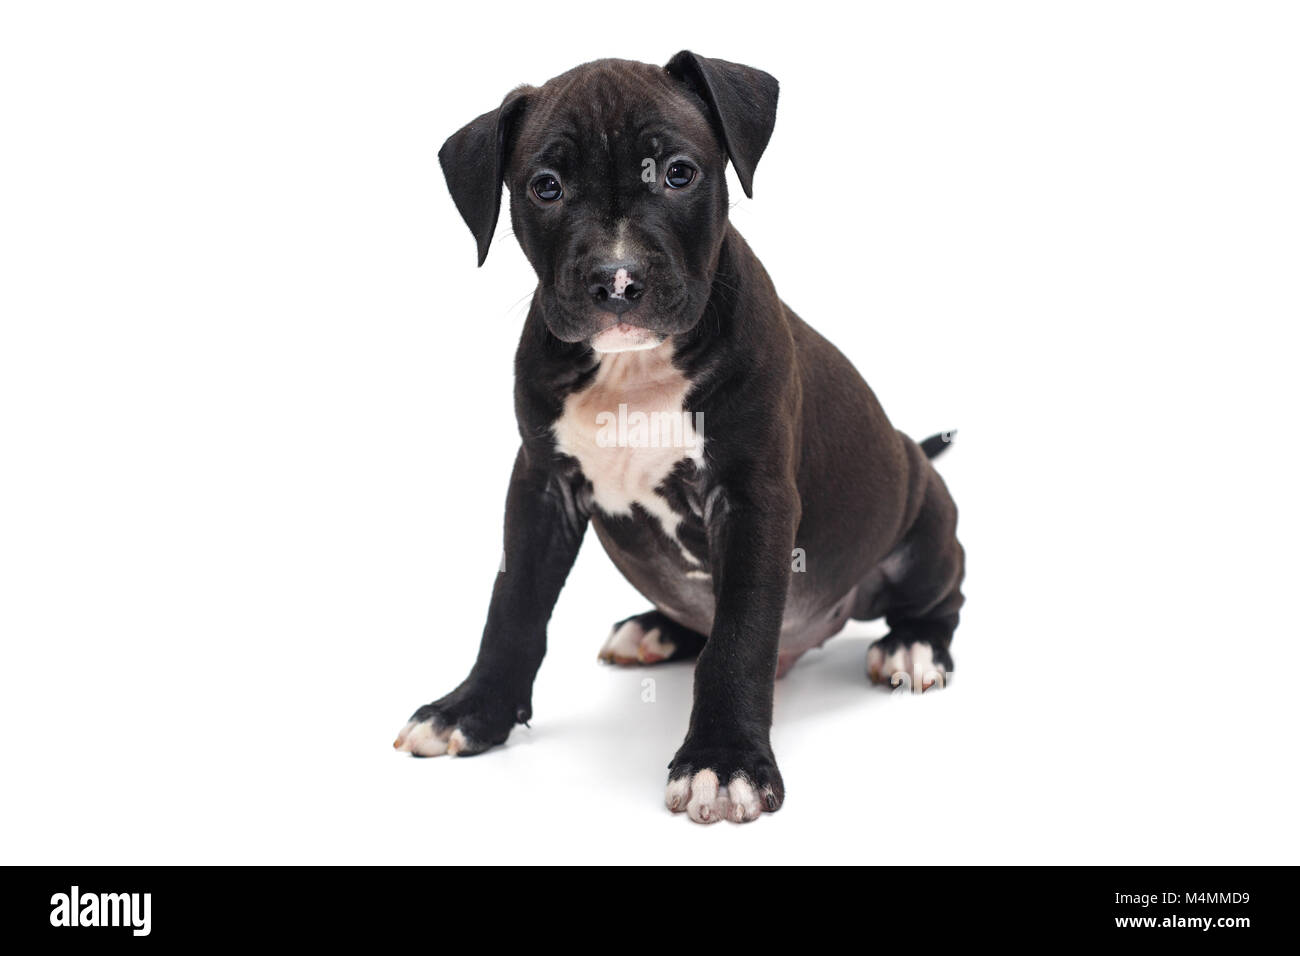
xmin=392 ymin=718 xmax=471 ymax=757
xmin=598 ymin=618 xmax=675 ymax=664
xmin=393 ymin=681 xmax=525 ymax=758
xmin=665 ymin=743 xmax=784 ymax=824
xmin=598 ymin=610 xmax=704 ymax=665
xmin=866 ymin=637 xmax=952 ymax=691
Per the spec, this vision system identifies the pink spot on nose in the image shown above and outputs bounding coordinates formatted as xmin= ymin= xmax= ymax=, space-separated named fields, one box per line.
xmin=611 ymin=268 xmax=631 ymax=298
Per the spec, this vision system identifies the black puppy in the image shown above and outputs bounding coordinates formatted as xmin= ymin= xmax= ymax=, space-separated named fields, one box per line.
xmin=394 ymin=52 xmax=965 ymax=824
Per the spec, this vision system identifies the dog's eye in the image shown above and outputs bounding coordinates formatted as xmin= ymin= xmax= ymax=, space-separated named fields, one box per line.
xmin=665 ymin=162 xmax=696 ymax=189
xmin=532 ymin=174 xmax=563 ymax=202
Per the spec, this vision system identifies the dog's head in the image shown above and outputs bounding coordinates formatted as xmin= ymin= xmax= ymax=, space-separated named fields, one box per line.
xmin=438 ymin=52 xmax=779 ymax=352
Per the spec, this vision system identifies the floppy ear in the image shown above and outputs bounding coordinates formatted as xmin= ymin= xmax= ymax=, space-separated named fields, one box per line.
xmin=438 ymin=87 xmax=531 ymax=266
xmin=664 ymin=51 xmax=779 ymax=199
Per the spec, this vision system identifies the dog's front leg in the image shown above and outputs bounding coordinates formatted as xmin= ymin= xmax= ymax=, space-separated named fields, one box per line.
xmin=394 ymin=445 xmax=587 ymax=757
xmin=667 ymin=477 xmax=799 ymax=823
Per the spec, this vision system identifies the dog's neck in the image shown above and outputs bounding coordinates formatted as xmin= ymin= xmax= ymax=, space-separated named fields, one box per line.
xmin=589 ymin=336 xmax=683 ymax=395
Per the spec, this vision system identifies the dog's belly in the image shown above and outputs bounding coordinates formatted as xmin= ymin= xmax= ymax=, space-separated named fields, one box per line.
xmin=589 ymin=479 xmax=880 ymax=678
xmin=592 ymin=512 xmax=716 ymax=628
xmin=595 ymin=512 xmax=872 ymax=676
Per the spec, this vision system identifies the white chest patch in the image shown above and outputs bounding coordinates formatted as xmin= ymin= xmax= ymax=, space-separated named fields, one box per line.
xmin=552 ymin=341 xmax=704 ymax=558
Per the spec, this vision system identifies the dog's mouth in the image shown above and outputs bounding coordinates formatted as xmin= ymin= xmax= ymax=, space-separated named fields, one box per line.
xmin=589 ymin=322 xmax=665 ymax=354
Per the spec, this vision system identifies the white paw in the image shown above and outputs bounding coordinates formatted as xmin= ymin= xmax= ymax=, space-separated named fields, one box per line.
xmin=867 ymin=640 xmax=948 ymax=691
xmin=598 ymin=619 xmax=676 ymax=664
xmin=392 ymin=719 xmax=469 ymax=757
xmin=664 ymin=769 xmax=768 ymax=824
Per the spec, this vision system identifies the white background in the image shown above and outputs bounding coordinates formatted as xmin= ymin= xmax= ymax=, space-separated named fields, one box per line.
xmin=2 ymin=1 xmax=1297 ymax=864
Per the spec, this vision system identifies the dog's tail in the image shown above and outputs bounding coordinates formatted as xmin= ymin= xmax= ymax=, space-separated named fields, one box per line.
xmin=919 ymin=430 xmax=957 ymax=460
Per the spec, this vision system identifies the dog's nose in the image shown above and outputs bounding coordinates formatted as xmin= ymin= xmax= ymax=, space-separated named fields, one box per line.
xmin=588 ymin=261 xmax=645 ymax=314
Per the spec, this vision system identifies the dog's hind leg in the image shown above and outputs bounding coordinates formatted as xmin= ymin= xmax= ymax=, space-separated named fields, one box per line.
xmin=598 ymin=609 xmax=708 ymax=665
xmin=866 ymin=461 xmax=965 ymax=692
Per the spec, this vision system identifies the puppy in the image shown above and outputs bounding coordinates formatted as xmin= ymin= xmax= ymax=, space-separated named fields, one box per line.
xmin=394 ymin=52 xmax=965 ymax=824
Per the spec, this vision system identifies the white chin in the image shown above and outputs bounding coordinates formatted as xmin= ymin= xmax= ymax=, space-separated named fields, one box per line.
xmin=590 ymin=323 xmax=663 ymax=353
